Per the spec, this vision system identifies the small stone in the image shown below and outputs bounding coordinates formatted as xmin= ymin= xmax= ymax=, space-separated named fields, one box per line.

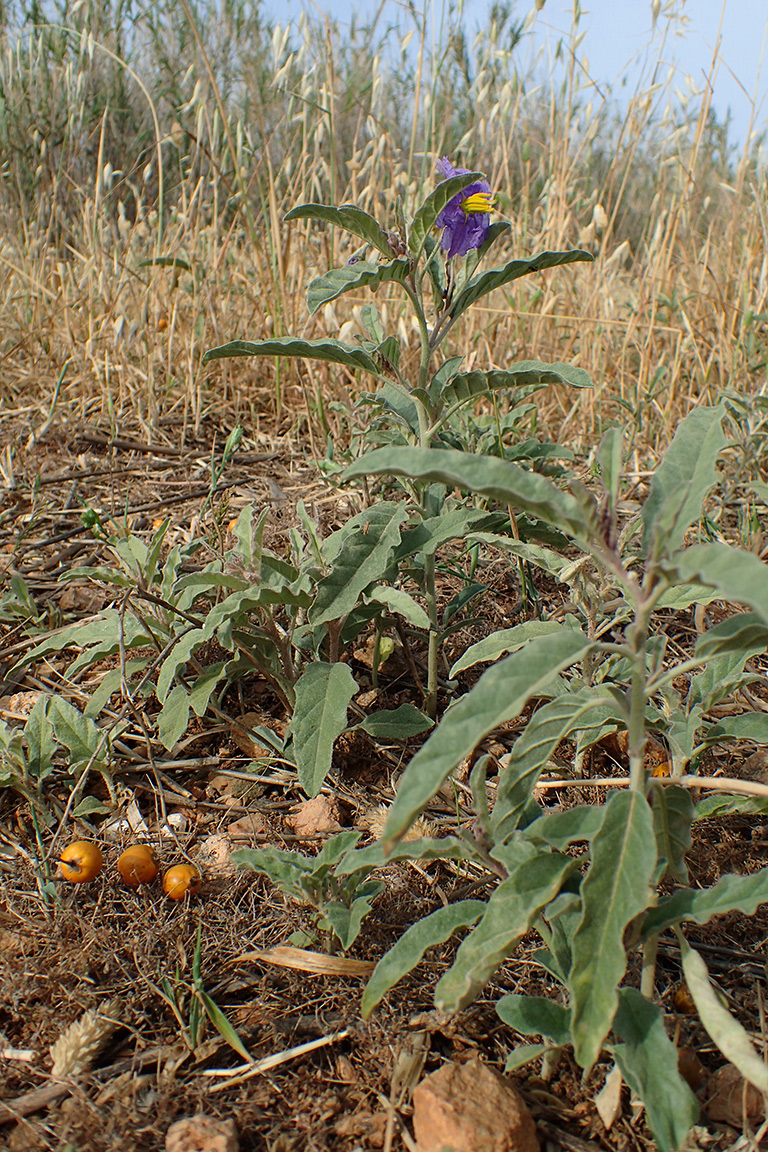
xmin=165 ymin=1113 xmax=239 ymax=1152
xmin=290 ymin=795 xmax=343 ymax=837
xmin=412 ymin=1056 xmax=539 ymax=1152
xmin=706 ymin=1063 xmax=765 ymax=1126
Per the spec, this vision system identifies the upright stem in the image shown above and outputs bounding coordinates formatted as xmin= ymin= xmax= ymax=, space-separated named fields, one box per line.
xmin=423 ymin=552 xmax=439 ymax=719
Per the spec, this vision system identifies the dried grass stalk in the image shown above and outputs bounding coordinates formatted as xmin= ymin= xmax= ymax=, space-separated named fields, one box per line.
xmin=49 ymin=999 xmax=121 ymax=1078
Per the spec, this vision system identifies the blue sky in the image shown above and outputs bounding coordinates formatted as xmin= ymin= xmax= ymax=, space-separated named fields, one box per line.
xmin=273 ymin=0 xmax=768 ymax=145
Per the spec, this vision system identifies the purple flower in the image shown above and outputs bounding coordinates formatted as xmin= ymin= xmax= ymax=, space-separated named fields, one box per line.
xmin=435 ymin=157 xmax=496 ymax=259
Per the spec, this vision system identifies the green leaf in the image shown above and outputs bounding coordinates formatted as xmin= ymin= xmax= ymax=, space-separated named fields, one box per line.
xmin=342 ymin=447 xmax=594 ymax=543
xmin=492 ymin=688 xmax=619 ymax=841
xmin=14 ymin=611 xmax=152 ymax=675
xmin=681 ymin=938 xmax=768 ymax=1094
xmin=495 ymin=993 xmax=570 ymax=1045
xmin=525 ymin=804 xmax=606 ymax=851
xmin=651 ymin=784 xmax=693 ymax=884
xmin=450 ymin=621 xmax=568 ymax=676
xmin=642 ymin=869 xmax=768 ymax=938
xmin=48 ymin=697 xmax=108 ymax=767
xmin=198 ymin=990 xmax=253 ymax=1062
xmin=73 ymin=796 xmax=111 ymax=817
xmin=24 ymin=697 xmax=55 ymax=781
xmin=596 ymin=426 xmax=625 ymax=508
xmin=674 ymin=541 xmax=768 ymax=626
xmin=408 ymin=171 xmax=485 ymax=262
xmin=357 ymin=704 xmax=433 ymax=741
xmin=435 ymin=853 xmax=577 ymax=1012
xmin=284 ymin=202 xmax=393 ymax=256
xmin=362 ymin=586 xmax=430 ymax=630
xmin=361 ymin=900 xmax=486 ymax=1018
xmin=336 ymin=835 xmax=475 ymax=876
xmin=611 ymin=988 xmax=699 ymax=1152
xmin=322 ymin=886 xmax=383 ymax=951
xmin=444 ymin=362 xmax=592 ymax=406
xmin=707 ymin=712 xmax=768 ymax=743
xmin=157 ymin=684 xmax=190 ymax=752
xmin=569 ymin=790 xmax=656 ymax=1070
xmin=290 ymin=662 xmax=358 ymax=796
xmin=382 ymin=632 xmax=592 ymax=845
xmin=188 ymin=662 xmax=226 ymax=718
xmin=305 ymin=260 xmax=410 ymax=315
xmin=450 ymin=249 xmax=594 ymax=319
xmin=202 ymin=336 xmax=380 ymax=377
xmin=694 ymin=612 xmax=768 ymax=661
xmin=396 ymin=508 xmax=499 ymax=559
xmin=642 ymin=407 xmax=725 ymax=554
xmin=157 ymin=628 xmax=205 ymax=703
xmin=310 ymin=503 xmax=408 ymax=627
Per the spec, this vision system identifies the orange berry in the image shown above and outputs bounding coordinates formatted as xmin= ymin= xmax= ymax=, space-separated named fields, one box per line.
xmin=117 ymin=844 xmax=159 ymax=887
xmin=162 ymin=863 xmax=201 ymax=900
xmin=59 ymin=840 xmax=104 ymax=883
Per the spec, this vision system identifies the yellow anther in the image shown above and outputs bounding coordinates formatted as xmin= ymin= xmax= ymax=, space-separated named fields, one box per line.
xmin=462 ymin=192 xmax=497 ymax=214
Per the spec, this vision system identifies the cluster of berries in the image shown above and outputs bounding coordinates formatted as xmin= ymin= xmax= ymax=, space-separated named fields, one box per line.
xmin=58 ymin=841 xmax=201 ymax=900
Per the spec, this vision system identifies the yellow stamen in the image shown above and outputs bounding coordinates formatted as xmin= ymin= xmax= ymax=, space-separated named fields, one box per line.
xmin=462 ymin=191 xmax=497 ymax=214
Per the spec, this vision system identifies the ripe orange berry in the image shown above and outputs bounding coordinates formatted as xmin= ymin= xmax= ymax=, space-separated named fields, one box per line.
xmin=59 ymin=840 xmax=104 ymax=883
xmin=117 ymin=844 xmax=159 ymax=887
xmin=162 ymin=864 xmax=201 ymax=900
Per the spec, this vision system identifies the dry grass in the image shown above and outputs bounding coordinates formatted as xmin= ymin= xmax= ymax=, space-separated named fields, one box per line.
xmin=0 ymin=0 xmax=766 ymax=459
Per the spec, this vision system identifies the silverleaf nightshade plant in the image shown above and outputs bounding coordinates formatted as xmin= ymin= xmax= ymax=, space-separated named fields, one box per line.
xmin=203 ymin=158 xmax=594 ymax=718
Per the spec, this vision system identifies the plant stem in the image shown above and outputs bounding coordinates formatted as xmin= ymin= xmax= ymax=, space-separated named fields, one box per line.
xmin=424 ymin=551 xmax=439 ymax=718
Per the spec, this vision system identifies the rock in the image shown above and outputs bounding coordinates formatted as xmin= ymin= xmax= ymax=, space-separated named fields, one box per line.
xmin=412 ymin=1057 xmax=539 ymax=1152
xmin=705 ymin=1063 xmax=765 ymax=1126
xmin=165 ymin=1113 xmax=239 ymax=1152
xmin=194 ymin=834 xmax=234 ymax=877
xmin=289 ymin=795 xmax=343 ymax=837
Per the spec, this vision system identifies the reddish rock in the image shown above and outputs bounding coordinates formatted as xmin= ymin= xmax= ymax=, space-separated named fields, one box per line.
xmin=412 ymin=1057 xmax=539 ymax=1152
xmin=165 ymin=1114 xmax=238 ymax=1152
xmin=290 ymin=795 xmax=343 ymax=836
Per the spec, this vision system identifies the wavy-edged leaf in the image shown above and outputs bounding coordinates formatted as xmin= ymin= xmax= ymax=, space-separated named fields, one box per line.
xmin=408 ymin=171 xmax=485 ymax=262
xmin=445 ymin=362 xmax=591 ymax=406
xmin=48 ymin=697 xmax=108 ymax=767
xmin=569 ymin=789 xmax=656 ymax=1070
xmin=202 ymin=336 xmax=380 ymax=376
xmin=681 ymin=938 xmax=768 ymax=1094
xmin=13 ymin=611 xmax=152 ymax=675
xmin=651 ymin=784 xmax=693 ymax=884
xmin=305 ymin=260 xmax=410 ymax=315
xmin=361 ymin=900 xmax=486 ymax=1018
xmin=381 ymin=631 xmax=592 ymax=846
xmin=435 ymin=852 xmax=577 ymax=1012
xmin=642 ymin=407 xmax=725 ymax=555
xmin=450 ymin=249 xmax=594 ymax=319
xmin=642 ymin=869 xmax=768 ymax=938
xmin=342 ymin=447 xmax=594 ymax=543
xmin=285 ymin=202 xmax=392 ymax=256
xmin=290 ymin=662 xmax=357 ymax=796
xmin=496 ymin=993 xmax=570 ymax=1045
xmin=492 ymin=688 xmax=619 ymax=841
xmin=611 ymin=987 xmax=699 ymax=1152
xmin=309 ymin=503 xmax=408 ymax=627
